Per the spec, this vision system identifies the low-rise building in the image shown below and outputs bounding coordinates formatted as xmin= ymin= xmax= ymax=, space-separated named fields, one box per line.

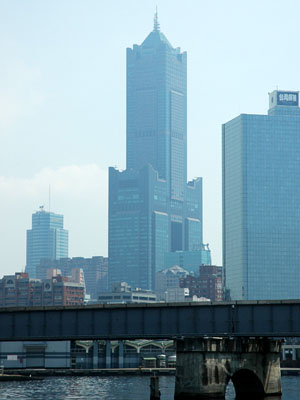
xmin=165 ymin=287 xmax=189 ymax=302
xmin=179 ymin=265 xmax=223 ymax=301
xmin=155 ymin=265 xmax=188 ymax=301
xmin=98 ymin=282 xmax=156 ymax=304
xmin=0 ymin=341 xmax=70 ymax=369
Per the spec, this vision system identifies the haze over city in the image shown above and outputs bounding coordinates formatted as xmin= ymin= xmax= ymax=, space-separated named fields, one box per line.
xmin=1 ymin=0 xmax=300 ymax=275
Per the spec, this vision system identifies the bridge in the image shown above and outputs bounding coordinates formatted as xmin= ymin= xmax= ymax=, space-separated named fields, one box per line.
xmin=0 ymin=300 xmax=300 ymax=341
xmin=1 ymin=300 xmax=299 ymax=399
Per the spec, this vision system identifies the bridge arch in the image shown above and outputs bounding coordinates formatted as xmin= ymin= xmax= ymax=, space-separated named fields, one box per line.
xmin=230 ymin=368 xmax=264 ymax=398
xmin=175 ymin=338 xmax=282 ymax=399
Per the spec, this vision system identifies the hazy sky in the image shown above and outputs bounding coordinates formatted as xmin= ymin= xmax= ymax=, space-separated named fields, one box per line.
xmin=1 ymin=0 xmax=300 ymax=276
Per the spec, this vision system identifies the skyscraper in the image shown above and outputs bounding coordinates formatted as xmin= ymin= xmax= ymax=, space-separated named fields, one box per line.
xmin=126 ymin=12 xmax=187 ymax=201
xmin=223 ymin=90 xmax=300 ymax=300
xmin=26 ymin=206 xmax=68 ymax=278
xmin=108 ymin=14 xmax=203 ymax=290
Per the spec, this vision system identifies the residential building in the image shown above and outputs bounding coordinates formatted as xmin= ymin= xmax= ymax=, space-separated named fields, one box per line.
xmin=108 ymin=13 xmax=203 ymax=291
xmin=26 ymin=206 xmax=68 ymax=278
xmin=36 ymin=256 xmax=108 ymax=299
xmin=0 ymin=272 xmax=84 ymax=307
xmin=223 ymin=90 xmax=300 ymax=300
xmin=0 ymin=273 xmax=30 ymax=307
xmin=199 ymin=265 xmax=222 ymax=301
xmin=155 ymin=265 xmax=188 ymax=300
xmin=179 ymin=265 xmax=222 ymax=301
xmin=41 ymin=275 xmax=84 ymax=306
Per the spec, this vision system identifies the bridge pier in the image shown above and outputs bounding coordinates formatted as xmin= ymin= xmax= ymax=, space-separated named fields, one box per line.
xmin=93 ymin=340 xmax=98 ymax=369
xmin=119 ymin=340 xmax=124 ymax=368
xmin=174 ymin=337 xmax=282 ymax=399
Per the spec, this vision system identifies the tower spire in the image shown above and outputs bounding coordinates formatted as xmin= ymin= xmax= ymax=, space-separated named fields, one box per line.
xmin=153 ymin=6 xmax=160 ymax=31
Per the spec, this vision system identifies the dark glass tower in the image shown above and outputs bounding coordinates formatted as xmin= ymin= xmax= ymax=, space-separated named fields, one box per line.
xmin=109 ymin=14 xmax=203 ymax=290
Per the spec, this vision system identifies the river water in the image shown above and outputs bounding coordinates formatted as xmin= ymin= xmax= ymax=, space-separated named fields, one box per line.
xmin=0 ymin=375 xmax=299 ymax=399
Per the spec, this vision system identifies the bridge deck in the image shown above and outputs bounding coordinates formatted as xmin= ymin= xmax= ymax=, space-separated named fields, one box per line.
xmin=0 ymin=300 xmax=299 ymax=341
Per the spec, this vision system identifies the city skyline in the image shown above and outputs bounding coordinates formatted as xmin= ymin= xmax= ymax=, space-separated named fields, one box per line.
xmin=1 ymin=1 xmax=300 ymax=275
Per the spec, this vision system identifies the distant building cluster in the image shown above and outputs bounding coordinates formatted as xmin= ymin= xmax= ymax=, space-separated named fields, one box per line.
xmin=155 ymin=264 xmax=222 ymax=303
xmin=0 ymin=270 xmax=84 ymax=307
xmin=37 ymin=256 xmax=108 ymax=300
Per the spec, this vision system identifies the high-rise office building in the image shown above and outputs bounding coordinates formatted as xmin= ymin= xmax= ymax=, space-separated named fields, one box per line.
xmin=223 ymin=90 xmax=300 ymax=300
xmin=26 ymin=206 xmax=68 ymax=278
xmin=109 ymin=14 xmax=203 ymax=290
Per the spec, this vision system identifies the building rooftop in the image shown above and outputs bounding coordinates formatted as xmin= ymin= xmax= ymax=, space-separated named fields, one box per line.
xmin=141 ymin=10 xmax=173 ymax=49
xmin=159 ymin=265 xmax=188 ymax=276
xmin=141 ymin=30 xmax=173 ymax=49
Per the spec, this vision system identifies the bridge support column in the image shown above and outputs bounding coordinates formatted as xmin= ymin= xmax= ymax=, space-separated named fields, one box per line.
xmin=174 ymin=337 xmax=282 ymax=399
xmin=93 ymin=340 xmax=98 ymax=369
xmin=119 ymin=340 xmax=124 ymax=368
xmin=105 ymin=340 xmax=111 ymax=369
xmin=282 ymin=348 xmax=286 ymax=361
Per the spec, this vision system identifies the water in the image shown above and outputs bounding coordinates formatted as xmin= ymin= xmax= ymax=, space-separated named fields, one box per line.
xmin=0 ymin=375 xmax=299 ymax=399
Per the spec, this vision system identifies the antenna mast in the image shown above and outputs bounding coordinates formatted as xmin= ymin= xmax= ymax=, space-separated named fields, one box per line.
xmin=153 ymin=6 xmax=160 ymax=31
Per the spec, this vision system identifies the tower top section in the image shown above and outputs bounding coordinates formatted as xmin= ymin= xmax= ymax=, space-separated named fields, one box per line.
xmin=140 ymin=12 xmax=173 ymax=50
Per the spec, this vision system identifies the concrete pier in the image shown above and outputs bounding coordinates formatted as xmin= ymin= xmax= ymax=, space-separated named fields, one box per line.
xmin=93 ymin=340 xmax=98 ymax=369
xmin=175 ymin=337 xmax=282 ymax=399
xmin=118 ymin=340 xmax=124 ymax=368
xmin=150 ymin=375 xmax=160 ymax=399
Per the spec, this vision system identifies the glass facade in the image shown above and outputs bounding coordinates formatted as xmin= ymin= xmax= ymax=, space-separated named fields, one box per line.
xmin=223 ymin=91 xmax=300 ymax=300
xmin=108 ymin=19 xmax=203 ymax=290
xmin=26 ymin=208 xmax=68 ymax=278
